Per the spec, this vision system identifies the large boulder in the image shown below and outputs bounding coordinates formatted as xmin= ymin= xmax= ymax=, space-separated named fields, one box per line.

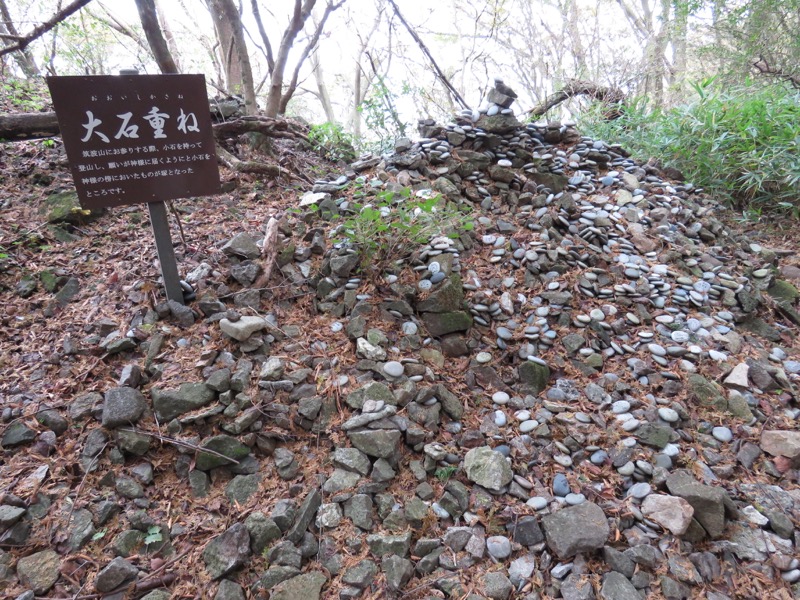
xmin=102 ymin=387 xmax=146 ymax=428
xmin=641 ymin=494 xmax=695 ymax=536
xmin=760 ymin=430 xmax=800 ymax=468
xmin=542 ymin=502 xmax=609 ymax=559
xmin=463 ymin=446 xmax=513 ymax=491
xmin=665 ymin=471 xmax=733 ymax=539
xmin=151 ymin=382 xmax=216 ymax=421
xmin=270 ymin=571 xmax=327 ymax=600
xmin=202 ymin=523 xmax=250 ymax=579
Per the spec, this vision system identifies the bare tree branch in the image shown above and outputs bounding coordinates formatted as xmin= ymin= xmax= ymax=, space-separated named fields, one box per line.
xmin=0 ymin=0 xmax=94 ymax=58
xmin=0 ymin=0 xmax=40 ymax=75
xmin=386 ymin=0 xmax=468 ymax=110
xmin=90 ymin=6 xmax=149 ymax=54
xmin=753 ymin=55 xmax=800 ymax=90
xmin=278 ymin=0 xmax=345 ymax=114
xmin=251 ymin=0 xmax=275 ymax=73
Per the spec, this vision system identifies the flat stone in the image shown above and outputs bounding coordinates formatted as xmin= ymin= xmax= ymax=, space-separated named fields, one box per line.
xmin=220 ymin=316 xmax=267 ymax=342
xmin=486 ymin=535 xmax=512 ymax=559
xmin=287 ymin=489 xmax=322 ymax=543
xmin=658 ymin=407 xmax=679 ymax=423
xmin=102 ymin=387 xmax=146 ymax=428
xmin=383 ymin=361 xmax=404 ymax=377
xmin=356 ymin=337 xmax=387 ymax=361
xmin=332 ymin=447 xmax=371 ymax=476
xmin=347 ymin=429 xmax=402 ymax=458
xmin=151 ymin=382 xmax=216 ymax=421
xmin=16 ymin=550 xmax=61 ymax=594
xmin=382 ymin=555 xmax=414 ymax=592
xmin=518 ymin=360 xmax=550 ymax=394
xmin=222 ymin=232 xmax=260 ymax=259
xmin=366 ymin=532 xmax=412 ymax=557
xmin=483 ymin=571 xmax=513 ymax=600
xmin=270 ymin=572 xmax=327 ymax=600
xmin=665 ymin=472 xmax=729 ymax=539
xmin=195 ymin=435 xmax=250 ymax=471
xmin=722 ymin=363 xmax=749 ymax=389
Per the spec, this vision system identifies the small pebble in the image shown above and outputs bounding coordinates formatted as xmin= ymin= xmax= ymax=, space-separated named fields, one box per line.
xmin=402 ymin=322 xmax=418 ymax=335
xmin=553 ymin=473 xmax=570 ymax=497
xmin=476 ymin=352 xmax=492 ymax=364
xmin=492 ymin=391 xmax=510 ymax=404
xmin=628 ymin=482 xmax=652 ymax=499
xmin=712 ymin=426 xmax=733 ymax=443
xmin=486 ymin=536 xmax=512 ymax=559
xmin=383 ymin=361 xmax=404 ymax=377
xmin=617 ymin=461 xmax=635 ymax=476
xmin=565 ymin=493 xmax=586 ymax=505
xmin=658 ymin=407 xmax=680 ymax=423
xmin=527 ymin=496 xmax=548 ymax=510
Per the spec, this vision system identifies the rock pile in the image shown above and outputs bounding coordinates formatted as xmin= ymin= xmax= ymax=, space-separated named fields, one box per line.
xmin=2 ymin=82 xmax=800 ymax=599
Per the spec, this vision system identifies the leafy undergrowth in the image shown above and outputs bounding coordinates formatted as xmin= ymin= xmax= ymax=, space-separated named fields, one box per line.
xmin=580 ymin=80 xmax=800 ymax=219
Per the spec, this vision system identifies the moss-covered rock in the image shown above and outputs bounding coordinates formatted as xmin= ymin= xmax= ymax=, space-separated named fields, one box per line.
xmin=768 ymin=280 xmax=799 ymax=304
xmin=40 ymin=191 xmax=104 ymax=224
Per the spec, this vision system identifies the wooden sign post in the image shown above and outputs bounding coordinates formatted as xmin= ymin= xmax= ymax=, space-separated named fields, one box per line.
xmin=46 ymin=72 xmax=220 ymax=304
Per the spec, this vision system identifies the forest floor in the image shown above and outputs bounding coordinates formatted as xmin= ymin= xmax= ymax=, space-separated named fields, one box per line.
xmin=0 ymin=113 xmax=799 ymax=600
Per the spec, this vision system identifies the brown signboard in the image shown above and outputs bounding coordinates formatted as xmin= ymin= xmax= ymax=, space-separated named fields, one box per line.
xmin=47 ymin=74 xmax=220 ymax=209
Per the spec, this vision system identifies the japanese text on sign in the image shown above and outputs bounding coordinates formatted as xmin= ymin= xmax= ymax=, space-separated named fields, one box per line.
xmin=47 ymin=74 xmax=220 ymax=209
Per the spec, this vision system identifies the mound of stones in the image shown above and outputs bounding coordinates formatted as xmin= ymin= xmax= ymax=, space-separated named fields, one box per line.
xmin=2 ymin=79 xmax=800 ymax=599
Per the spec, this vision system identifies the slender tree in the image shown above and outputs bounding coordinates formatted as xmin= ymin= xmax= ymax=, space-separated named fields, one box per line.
xmin=0 ymin=0 xmax=40 ymax=77
xmin=134 ymin=0 xmax=178 ymax=74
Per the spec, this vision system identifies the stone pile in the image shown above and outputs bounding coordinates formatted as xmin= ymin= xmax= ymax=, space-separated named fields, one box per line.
xmin=2 ymin=81 xmax=800 ymax=600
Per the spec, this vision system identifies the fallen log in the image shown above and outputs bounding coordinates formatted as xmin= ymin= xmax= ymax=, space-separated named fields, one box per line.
xmin=0 ymin=111 xmax=60 ymax=141
xmin=0 ymin=110 xmax=311 ymax=182
xmin=527 ymin=79 xmax=626 ymax=120
xmin=0 ymin=111 xmax=309 ymax=143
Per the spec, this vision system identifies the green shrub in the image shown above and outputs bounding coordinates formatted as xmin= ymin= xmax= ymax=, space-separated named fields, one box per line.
xmin=308 ymin=122 xmax=357 ymax=162
xmin=580 ymin=80 xmax=800 ymax=216
xmin=331 ymin=186 xmax=474 ymax=275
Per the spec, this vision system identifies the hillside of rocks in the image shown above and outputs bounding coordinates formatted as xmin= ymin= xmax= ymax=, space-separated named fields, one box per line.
xmin=1 ymin=82 xmax=799 ymax=600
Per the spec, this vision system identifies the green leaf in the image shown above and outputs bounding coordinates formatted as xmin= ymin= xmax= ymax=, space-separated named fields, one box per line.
xmin=144 ymin=525 xmax=163 ymax=545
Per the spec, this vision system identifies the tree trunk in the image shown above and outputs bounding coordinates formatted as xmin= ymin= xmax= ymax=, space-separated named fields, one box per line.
xmin=350 ymin=61 xmax=364 ymax=138
xmin=211 ymin=0 xmax=256 ymax=114
xmin=671 ymin=0 xmax=688 ymax=98
xmin=155 ymin=0 xmax=181 ymax=72
xmin=265 ymin=0 xmax=317 ymax=118
xmin=311 ymin=51 xmax=336 ymax=123
xmin=205 ymin=1 xmax=241 ymax=94
xmin=134 ymin=0 xmax=179 ymax=74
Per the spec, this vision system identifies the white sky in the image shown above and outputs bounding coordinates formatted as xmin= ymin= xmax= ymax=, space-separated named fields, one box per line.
xmin=6 ymin=0 xmax=663 ymax=127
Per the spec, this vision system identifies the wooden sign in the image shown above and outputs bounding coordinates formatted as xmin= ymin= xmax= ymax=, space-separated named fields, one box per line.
xmin=47 ymin=74 xmax=220 ymax=209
